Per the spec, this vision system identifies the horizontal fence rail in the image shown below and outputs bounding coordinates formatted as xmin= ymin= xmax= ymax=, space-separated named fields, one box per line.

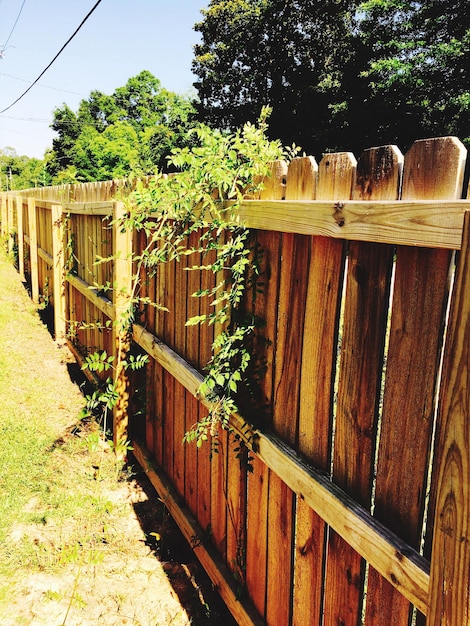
xmin=1 ymin=136 xmax=470 ymax=626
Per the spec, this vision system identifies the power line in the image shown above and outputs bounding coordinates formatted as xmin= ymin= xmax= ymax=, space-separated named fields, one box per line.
xmin=0 ymin=0 xmax=103 ymax=115
xmin=1 ymin=0 xmax=28 ymax=52
xmin=0 ymin=71 xmax=86 ymax=96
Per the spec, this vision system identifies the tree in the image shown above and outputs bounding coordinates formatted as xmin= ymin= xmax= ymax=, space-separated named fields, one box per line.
xmin=193 ymin=0 xmax=359 ymax=155
xmin=48 ymin=104 xmax=81 ymax=178
xmin=0 ymin=148 xmax=50 ymax=190
xmin=47 ymin=71 xmax=196 ymax=182
xmin=72 ymin=122 xmax=141 ymax=181
xmin=193 ymin=0 xmax=470 ymax=154
xmin=357 ymin=0 xmax=470 ymax=146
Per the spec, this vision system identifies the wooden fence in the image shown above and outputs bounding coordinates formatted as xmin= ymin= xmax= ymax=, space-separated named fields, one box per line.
xmin=1 ymin=136 xmax=470 ymax=625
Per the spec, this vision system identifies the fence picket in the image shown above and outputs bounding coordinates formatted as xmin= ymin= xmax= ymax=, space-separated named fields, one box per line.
xmin=16 ymin=196 xmax=24 ymax=281
xmin=246 ymin=161 xmax=287 ymax=620
xmin=323 ymin=146 xmax=400 ymax=626
xmin=428 ymin=210 xmax=470 ymax=625
xmin=27 ymin=198 xmax=39 ymax=303
xmin=291 ymin=153 xmax=352 ymax=626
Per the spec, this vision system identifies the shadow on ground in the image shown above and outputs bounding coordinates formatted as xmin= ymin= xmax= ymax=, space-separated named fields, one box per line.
xmin=129 ymin=466 xmax=237 ymax=626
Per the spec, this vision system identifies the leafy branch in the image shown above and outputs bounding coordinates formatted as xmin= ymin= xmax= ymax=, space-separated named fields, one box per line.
xmin=122 ymin=108 xmax=296 ymax=445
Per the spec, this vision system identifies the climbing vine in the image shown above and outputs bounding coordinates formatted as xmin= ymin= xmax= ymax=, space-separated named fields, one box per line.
xmin=122 ymin=108 xmax=295 ymax=445
xmin=80 ymin=108 xmax=296 ymax=449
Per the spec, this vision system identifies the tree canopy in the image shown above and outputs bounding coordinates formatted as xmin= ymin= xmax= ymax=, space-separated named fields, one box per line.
xmin=46 ymin=70 xmax=196 ymax=183
xmin=193 ymin=0 xmax=470 ymax=154
xmin=193 ymin=0 xmax=357 ymax=153
xmin=0 ymin=148 xmax=50 ymax=191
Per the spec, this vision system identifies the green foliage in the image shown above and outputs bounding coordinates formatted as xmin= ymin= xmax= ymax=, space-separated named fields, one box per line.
xmin=193 ymin=0 xmax=470 ymax=153
xmin=47 ymin=70 xmax=197 ymax=183
xmin=0 ymin=147 xmax=50 ymax=190
xmin=81 ymin=347 xmax=148 ymax=439
xmin=193 ymin=0 xmax=357 ymax=154
xmin=124 ymin=110 xmax=292 ymax=444
xmin=357 ymin=0 xmax=470 ymax=146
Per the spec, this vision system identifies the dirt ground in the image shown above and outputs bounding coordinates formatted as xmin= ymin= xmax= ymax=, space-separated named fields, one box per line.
xmin=0 ymin=252 xmax=234 ymax=626
xmin=3 ymin=471 xmax=230 ymax=626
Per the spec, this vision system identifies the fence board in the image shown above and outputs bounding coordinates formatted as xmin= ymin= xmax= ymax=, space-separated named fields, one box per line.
xmin=173 ymin=249 xmax=187 ymax=497
xmin=249 ymin=161 xmax=287 ymax=624
xmin=15 ymin=196 xmax=25 ymax=280
xmin=237 ymin=199 xmax=468 ymax=249
xmin=365 ymin=137 xmax=466 ymax=624
xmin=195 ymin=244 xmax=215 ymax=538
xmin=27 ymin=198 xmax=39 ymax=303
xmin=51 ymin=204 xmax=66 ymax=340
xmin=291 ymin=153 xmax=352 ymax=625
xmin=324 ymin=146 xmax=399 ymax=626
xmin=184 ymin=237 xmax=202 ymax=519
xmin=278 ymin=156 xmax=321 ymax=625
xmin=428 ymin=211 xmax=470 ymax=625
xmin=162 ymin=252 xmax=176 ymax=482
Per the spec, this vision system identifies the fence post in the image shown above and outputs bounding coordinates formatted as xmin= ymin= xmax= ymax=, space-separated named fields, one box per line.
xmin=7 ymin=196 xmax=14 ymax=256
xmin=428 ymin=210 xmax=470 ymax=625
xmin=16 ymin=195 xmax=24 ymax=281
xmin=27 ymin=197 xmax=39 ymax=303
xmin=112 ymin=201 xmax=133 ymax=453
xmin=51 ymin=204 xmax=66 ymax=341
xmin=0 ymin=195 xmax=6 ymax=236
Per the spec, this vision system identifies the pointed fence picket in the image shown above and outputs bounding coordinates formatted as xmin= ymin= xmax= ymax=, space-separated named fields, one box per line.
xmin=1 ymin=136 xmax=470 ymax=626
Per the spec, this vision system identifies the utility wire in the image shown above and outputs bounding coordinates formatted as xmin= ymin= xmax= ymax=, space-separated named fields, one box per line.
xmin=1 ymin=0 xmax=28 ymax=52
xmin=0 ymin=71 xmax=86 ymax=96
xmin=0 ymin=0 xmax=103 ymax=115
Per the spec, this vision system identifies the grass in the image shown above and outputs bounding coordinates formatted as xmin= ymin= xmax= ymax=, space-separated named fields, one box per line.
xmin=0 ymin=245 xmax=125 ymax=591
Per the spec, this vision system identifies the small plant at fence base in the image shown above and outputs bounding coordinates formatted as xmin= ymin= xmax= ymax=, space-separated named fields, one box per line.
xmin=80 ymin=345 xmax=148 ymax=464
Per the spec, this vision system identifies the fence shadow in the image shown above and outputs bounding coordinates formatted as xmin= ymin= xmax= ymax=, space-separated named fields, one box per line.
xmin=129 ymin=461 xmax=237 ymax=626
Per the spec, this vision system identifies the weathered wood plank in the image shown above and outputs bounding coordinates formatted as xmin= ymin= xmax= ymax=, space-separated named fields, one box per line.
xmin=33 ymin=244 xmax=53 ymax=266
xmin=315 ymin=151 xmax=363 ymax=626
xmin=112 ymin=201 xmax=133 ymax=449
xmin=27 ymin=198 xmax=39 ymax=303
xmin=66 ymin=273 xmax=114 ymax=320
xmin=7 ymin=195 xmax=14 ymax=255
xmin=236 ymin=199 xmax=469 ymax=249
xmin=246 ymin=162 xmax=286 ymax=622
xmin=162 ymin=252 xmax=176 ymax=481
xmin=153 ymin=361 xmax=164 ymax=468
xmin=295 ymin=152 xmax=352 ymax=626
xmin=63 ymin=201 xmax=114 ymax=215
xmin=366 ymin=137 xmax=465 ymax=623
xmin=51 ymin=204 xmax=66 ymax=340
xmin=184 ymin=237 xmax=202 ymax=520
xmin=266 ymin=226 xmax=309 ymax=623
xmin=173 ymin=249 xmax=187 ymax=497
xmin=428 ymin=211 xmax=470 ymax=626
xmin=325 ymin=146 xmax=399 ymax=625
xmin=284 ymin=155 xmax=328 ymax=626
xmin=15 ymin=196 xmax=25 ymax=281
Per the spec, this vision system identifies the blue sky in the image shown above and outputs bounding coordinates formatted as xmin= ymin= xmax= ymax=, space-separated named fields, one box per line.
xmin=0 ymin=0 xmax=208 ymax=158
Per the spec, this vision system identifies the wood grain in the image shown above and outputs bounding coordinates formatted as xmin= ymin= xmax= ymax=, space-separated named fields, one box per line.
xmin=428 ymin=211 xmax=470 ymax=625
xmin=366 ymin=137 xmax=464 ymax=623
xmin=236 ymin=199 xmax=469 ymax=249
